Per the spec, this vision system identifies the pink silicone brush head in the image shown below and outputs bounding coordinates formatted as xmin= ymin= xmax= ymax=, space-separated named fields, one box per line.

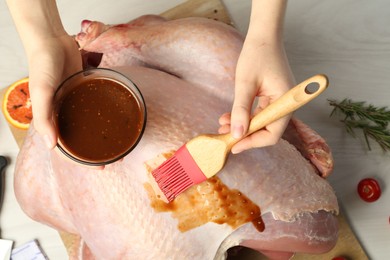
xmin=151 ymin=145 xmax=207 ymax=202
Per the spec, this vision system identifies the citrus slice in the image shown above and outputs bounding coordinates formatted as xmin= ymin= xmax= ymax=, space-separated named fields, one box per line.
xmin=2 ymin=77 xmax=32 ymax=129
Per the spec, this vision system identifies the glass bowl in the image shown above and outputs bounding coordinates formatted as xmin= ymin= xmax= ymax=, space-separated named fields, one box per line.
xmin=53 ymin=68 xmax=146 ymax=166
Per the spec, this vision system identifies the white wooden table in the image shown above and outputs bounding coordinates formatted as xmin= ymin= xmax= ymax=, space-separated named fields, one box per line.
xmin=0 ymin=0 xmax=389 ymax=259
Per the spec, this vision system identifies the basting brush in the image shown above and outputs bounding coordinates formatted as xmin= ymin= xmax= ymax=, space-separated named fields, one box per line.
xmin=152 ymin=74 xmax=329 ymax=202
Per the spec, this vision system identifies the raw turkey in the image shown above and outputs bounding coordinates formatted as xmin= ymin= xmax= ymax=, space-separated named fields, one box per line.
xmin=14 ymin=15 xmax=338 ymax=259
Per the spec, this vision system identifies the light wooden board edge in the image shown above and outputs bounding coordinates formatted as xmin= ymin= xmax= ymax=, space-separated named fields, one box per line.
xmin=0 ymin=0 xmax=368 ymax=259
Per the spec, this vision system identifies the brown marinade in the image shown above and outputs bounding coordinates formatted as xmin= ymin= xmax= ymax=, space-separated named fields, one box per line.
xmin=56 ymin=78 xmax=143 ymax=162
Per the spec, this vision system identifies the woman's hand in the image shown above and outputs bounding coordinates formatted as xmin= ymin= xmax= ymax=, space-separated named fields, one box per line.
xmin=28 ymin=35 xmax=82 ymax=148
xmin=219 ymin=0 xmax=294 ymax=154
xmin=6 ymin=0 xmax=82 ymax=148
xmin=219 ymin=39 xmax=294 ymax=154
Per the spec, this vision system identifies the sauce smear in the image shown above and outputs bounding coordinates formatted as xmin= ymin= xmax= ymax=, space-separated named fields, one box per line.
xmin=56 ymin=77 xmax=144 ymax=163
xmin=145 ymin=153 xmax=265 ymax=232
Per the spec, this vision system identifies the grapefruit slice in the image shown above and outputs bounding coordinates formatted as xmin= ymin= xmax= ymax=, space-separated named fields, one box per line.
xmin=2 ymin=77 xmax=32 ymax=129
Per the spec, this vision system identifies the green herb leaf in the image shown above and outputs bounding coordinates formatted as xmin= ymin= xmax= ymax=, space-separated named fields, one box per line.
xmin=329 ymin=99 xmax=390 ymax=152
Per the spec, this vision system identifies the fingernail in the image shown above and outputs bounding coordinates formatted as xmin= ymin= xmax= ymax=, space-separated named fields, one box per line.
xmin=232 ymin=125 xmax=244 ymax=139
xmin=231 ymin=148 xmax=243 ymax=154
xmin=43 ymin=134 xmax=54 ymax=149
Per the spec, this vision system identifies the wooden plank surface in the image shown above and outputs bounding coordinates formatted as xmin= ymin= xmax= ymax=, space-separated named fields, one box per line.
xmin=0 ymin=0 xmax=368 ymax=259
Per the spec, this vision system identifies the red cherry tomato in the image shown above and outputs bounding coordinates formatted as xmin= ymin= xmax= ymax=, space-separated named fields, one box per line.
xmin=332 ymin=257 xmax=347 ymax=260
xmin=357 ymin=178 xmax=381 ymax=202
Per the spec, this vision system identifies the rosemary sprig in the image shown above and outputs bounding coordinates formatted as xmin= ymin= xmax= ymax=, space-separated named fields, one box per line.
xmin=328 ymin=98 xmax=390 ymax=152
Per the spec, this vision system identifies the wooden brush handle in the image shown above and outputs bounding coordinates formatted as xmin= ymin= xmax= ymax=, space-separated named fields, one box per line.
xmin=224 ymin=74 xmax=329 ymax=147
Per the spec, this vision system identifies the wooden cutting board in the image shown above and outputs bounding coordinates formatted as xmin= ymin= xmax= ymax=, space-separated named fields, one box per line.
xmin=0 ymin=0 xmax=368 ymax=259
